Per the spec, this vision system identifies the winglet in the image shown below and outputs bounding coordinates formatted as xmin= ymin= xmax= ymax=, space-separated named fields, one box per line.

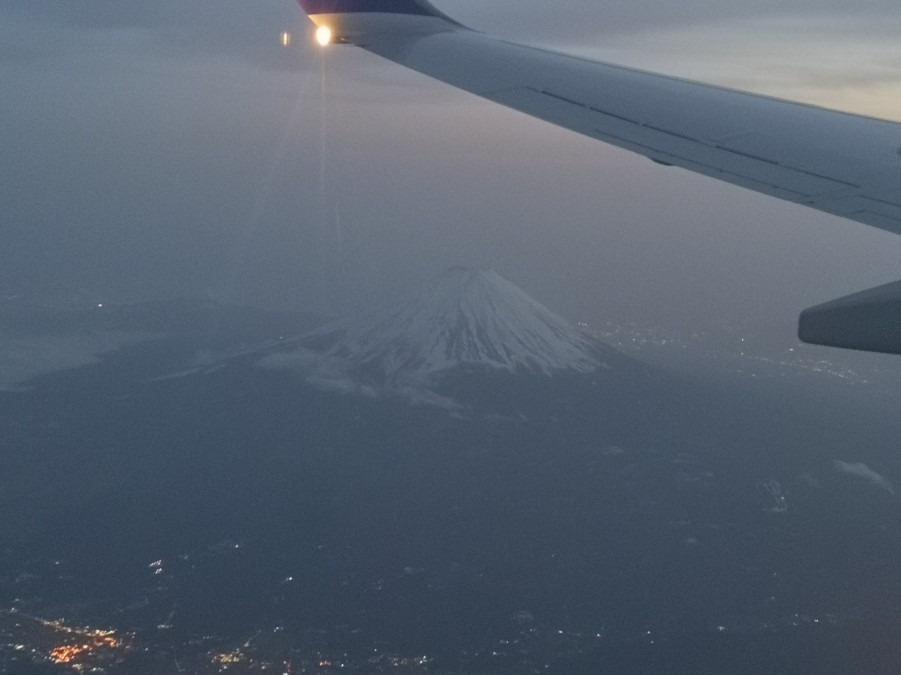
xmin=296 ymin=0 xmax=462 ymax=44
xmin=297 ymin=0 xmax=443 ymax=17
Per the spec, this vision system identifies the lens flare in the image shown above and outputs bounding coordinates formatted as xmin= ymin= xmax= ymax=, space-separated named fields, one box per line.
xmin=315 ymin=26 xmax=332 ymax=47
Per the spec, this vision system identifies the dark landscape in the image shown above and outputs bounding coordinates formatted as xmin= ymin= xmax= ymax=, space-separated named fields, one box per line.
xmin=2 ymin=273 xmax=901 ymax=674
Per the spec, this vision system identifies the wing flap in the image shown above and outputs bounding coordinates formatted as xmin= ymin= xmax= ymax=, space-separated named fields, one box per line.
xmin=489 ymin=87 xmax=861 ymax=200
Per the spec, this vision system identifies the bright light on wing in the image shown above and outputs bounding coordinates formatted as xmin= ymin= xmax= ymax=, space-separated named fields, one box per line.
xmin=315 ymin=26 xmax=332 ymax=47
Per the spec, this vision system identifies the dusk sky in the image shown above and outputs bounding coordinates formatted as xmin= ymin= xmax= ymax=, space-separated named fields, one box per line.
xmin=3 ymin=0 xmax=901 ymax=347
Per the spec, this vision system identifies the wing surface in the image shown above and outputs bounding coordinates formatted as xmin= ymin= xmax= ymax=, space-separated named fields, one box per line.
xmin=298 ymin=0 xmax=901 ymax=235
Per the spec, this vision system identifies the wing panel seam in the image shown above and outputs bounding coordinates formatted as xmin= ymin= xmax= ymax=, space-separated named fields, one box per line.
xmin=591 ymin=130 xmax=811 ymax=199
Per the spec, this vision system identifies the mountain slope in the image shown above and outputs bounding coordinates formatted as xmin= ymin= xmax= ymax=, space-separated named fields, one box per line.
xmin=260 ymin=268 xmax=611 ymax=390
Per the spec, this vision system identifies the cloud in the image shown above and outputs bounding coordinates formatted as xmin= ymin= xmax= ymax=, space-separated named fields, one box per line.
xmin=0 ymin=0 xmax=308 ymax=70
xmin=446 ymin=0 xmax=901 ymax=46
xmin=257 ymin=348 xmax=460 ymax=409
xmin=833 ymin=460 xmax=894 ymax=494
xmin=0 ymin=332 xmax=153 ymax=391
xmin=560 ymin=12 xmax=901 ymax=121
xmin=3 ymin=0 xmax=289 ymax=32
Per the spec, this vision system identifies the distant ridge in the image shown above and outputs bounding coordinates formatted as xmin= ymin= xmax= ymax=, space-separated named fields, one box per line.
xmin=259 ymin=268 xmax=608 ymax=389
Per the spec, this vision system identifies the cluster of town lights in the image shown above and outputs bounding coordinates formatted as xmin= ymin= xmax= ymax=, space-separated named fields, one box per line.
xmin=49 ymin=629 xmax=121 ymax=665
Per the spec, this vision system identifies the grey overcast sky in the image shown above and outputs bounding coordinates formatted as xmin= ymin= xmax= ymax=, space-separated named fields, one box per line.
xmin=2 ymin=0 xmax=901 ymax=345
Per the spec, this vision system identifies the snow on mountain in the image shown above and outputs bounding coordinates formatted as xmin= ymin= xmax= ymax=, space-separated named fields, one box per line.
xmin=259 ymin=268 xmax=608 ymax=392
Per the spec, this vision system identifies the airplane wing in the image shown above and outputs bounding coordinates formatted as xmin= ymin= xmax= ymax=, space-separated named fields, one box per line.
xmin=296 ymin=0 xmax=901 ymax=355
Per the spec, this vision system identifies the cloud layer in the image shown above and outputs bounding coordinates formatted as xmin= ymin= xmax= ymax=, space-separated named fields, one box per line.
xmin=833 ymin=460 xmax=894 ymax=494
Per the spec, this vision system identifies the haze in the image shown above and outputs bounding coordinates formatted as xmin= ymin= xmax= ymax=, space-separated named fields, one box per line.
xmin=3 ymin=0 xmax=901 ymax=354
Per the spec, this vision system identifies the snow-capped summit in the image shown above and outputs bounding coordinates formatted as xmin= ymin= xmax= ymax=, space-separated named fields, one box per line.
xmin=261 ymin=267 xmax=606 ymax=388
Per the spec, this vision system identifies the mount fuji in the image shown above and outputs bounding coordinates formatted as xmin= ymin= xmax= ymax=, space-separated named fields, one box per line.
xmin=257 ymin=268 xmax=622 ymax=397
